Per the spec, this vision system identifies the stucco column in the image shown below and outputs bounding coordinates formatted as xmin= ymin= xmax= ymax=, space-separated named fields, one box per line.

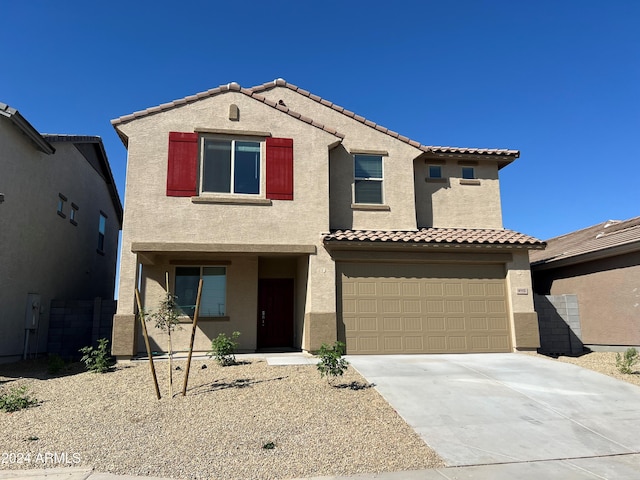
xmin=302 ymin=246 xmax=337 ymax=352
xmin=112 ymin=246 xmax=138 ymax=357
xmin=506 ymin=250 xmax=541 ymax=350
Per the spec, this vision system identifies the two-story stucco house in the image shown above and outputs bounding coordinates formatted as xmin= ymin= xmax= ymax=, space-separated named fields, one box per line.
xmin=110 ymin=79 xmax=544 ymax=359
xmin=0 ymin=102 xmax=122 ymax=363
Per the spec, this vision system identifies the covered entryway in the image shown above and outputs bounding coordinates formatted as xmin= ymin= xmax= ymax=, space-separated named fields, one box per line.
xmin=338 ymin=263 xmax=511 ymax=354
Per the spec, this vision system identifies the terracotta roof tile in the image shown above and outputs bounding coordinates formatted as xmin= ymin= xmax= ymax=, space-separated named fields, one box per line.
xmin=530 ymin=216 xmax=640 ymax=265
xmin=250 ymin=79 xmax=520 ymax=162
xmin=324 ymin=227 xmax=544 ymax=247
xmin=111 ymin=82 xmax=345 ymax=141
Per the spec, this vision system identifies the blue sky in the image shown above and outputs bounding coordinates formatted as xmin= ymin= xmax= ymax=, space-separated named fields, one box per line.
xmin=2 ymin=0 xmax=638 ymax=240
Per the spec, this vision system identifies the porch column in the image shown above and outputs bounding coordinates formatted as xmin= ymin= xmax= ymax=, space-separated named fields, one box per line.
xmin=302 ymin=247 xmax=337 ymax=352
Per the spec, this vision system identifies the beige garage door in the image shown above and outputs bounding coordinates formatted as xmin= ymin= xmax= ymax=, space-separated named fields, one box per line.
xmin=339 ymin=263 xmax=511 ymax=354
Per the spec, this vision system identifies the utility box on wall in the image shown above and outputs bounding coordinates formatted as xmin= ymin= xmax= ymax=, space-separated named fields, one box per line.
xmin=24 ymin=293 xmax=41 ymax=330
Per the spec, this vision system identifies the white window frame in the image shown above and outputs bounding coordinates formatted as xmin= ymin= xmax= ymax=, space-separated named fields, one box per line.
xmin=353 ymin=154 xmax=384 ymax=205
xmin=199 ymin=136 xmax=264 ymax=196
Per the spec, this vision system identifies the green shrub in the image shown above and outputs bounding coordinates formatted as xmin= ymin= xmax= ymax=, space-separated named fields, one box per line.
xmin=47 ymin=354 xmax=66 ymax=374
xmin=0 ymin=386 xmax=38 ymax=412
xmin=208 ymin=331 xmax=241 ymax=366
xmin=316 ymin=341 xmax=349 ymax=383
xmin=79 ymin=338 xmax=113 ymax=373
xmin=616 ymin=347 xmax=639 ymax=374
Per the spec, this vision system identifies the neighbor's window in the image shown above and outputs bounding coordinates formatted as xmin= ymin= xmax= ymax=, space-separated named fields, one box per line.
xmin=175 ymin=266 xmax=227 ymax=317
xmin=462 ymin=167 xmax=475 ymax=179
xmin=57 ymin=193 xmax=67 ymax=217
xmin=70 ymin=204 xmax=78 ymax=225
xmin=354 ymin=154 xmax=383 ymax=204
xmin=97 ymin=212 xmax=107 ymax=251
xmin=202 ymin=139 xmax=261 ymax=195
xmin=428 ymin=165 xmax=442 ymax=179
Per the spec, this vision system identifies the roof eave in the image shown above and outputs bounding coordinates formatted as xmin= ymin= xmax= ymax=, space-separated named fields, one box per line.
xmin=0 ymin=103 xmax=55 ymax=154
xmin=531 ymin=240 xmax=640 ymax=271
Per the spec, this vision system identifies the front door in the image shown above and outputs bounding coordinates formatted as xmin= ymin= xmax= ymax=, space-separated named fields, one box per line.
xmin=257 ymin=278 xmax=294 ymax=349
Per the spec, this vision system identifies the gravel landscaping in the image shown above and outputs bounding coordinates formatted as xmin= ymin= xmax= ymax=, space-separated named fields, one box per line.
xmin=527 ymin=351 xmax=640 ymax=388
xmin=0 ymin=357 xmax=443 ymax=479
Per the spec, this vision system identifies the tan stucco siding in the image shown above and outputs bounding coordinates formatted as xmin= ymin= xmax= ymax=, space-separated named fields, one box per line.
xmin=258 ymin=87 xmax=422 ymax=230
xmin=0 ymin=124 xmax=119 ymax=360
xmin=415 ymin=159 xmax=503 ymax=229
xmin=262 ymin=86 xmax=504 ymax=230
xmin=505 ymin=250 xmax=540 ymax=349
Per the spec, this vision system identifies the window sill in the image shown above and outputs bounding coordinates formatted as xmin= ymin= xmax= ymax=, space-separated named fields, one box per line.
xmin=178 ymin=316 xmax=230 ymax=323
xmin=351 ymin=203 xmax=390 ymax=211
xmin=57 ymin=211 xmax=66 ymax=219
xmin=425 ymin=178 xmax=448 ymax=183
xmin=191 ymin=196 xmax=272 ymax=206
xmin=460 ymin=179 xmax=481 ymax=186
xmin=96 ymin=249 xmax=105 ymax=256
xmin=70 ymin=219 xmax=78 ymax=227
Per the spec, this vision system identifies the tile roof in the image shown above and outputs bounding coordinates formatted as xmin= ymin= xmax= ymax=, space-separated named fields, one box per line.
xmin=251 ymin=79 xmax=520 ymax=163
xmin=530 ymin=216 xmax=640 ymax=266
xmin=324 ymin=227 xmax=544 ymax=247
xmin=110 ymin=82 xmax=345 ymax=141
xmin=111 ymin=79 xmax=519 ymax=165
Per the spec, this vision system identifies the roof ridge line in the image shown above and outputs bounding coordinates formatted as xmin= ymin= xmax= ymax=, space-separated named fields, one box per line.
xmin=250 ymin=79 xmax=520 ymax=158
xmin=111 ymin=82 xmax=345 ymax=141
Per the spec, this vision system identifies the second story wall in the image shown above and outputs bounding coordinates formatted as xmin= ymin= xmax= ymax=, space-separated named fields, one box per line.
xmin=414 ymin=156 xmax=504 ymax=229
xmin=116 ymin=92 xmax=341 ymax=247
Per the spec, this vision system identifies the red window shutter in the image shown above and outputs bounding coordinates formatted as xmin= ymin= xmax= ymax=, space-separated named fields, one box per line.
xmin=167 ymin=132 xmax=198 ymax=197
xmin=266 ymin=137 xmax=294 ymax=200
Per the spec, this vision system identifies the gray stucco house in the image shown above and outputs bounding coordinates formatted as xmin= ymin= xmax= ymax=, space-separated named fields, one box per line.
xmin=111 ymin=79 xmax=544 ymax=359
xmin=0 ymin=102 xmax=122 ymax=363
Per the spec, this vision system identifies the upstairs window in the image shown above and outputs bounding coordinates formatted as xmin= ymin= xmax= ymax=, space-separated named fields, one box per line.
xmin=354 ymin=154 xmax=383 ymax=204
xmin=166 ymin=132 xmax=294 ymax=200
xmin=175 ymin=266 xmax=227 ymax=317
xmin=202 ymin=139 xmax=261 ymax=195
xmin=428 ymin=165 xmax=442 ymax=179
xmin=57 ymin=193 xmax=67 ymax=218
xmin=97 ymin=212 xmax=107 ymax=252
xmin=462 ymin=167 xmax=475 ymax=179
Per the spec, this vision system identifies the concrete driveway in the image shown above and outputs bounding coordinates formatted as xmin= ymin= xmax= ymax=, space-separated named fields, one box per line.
xmin=347 ymin=353 xmax=640 ymax=467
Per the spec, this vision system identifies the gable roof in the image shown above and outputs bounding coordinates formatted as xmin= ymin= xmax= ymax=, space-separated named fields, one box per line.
xmin=111 ymin=79 xmax=519 ymax=167
xmin=251 ymin=79 xmax=520 ymax=168
xmin=0 ymin=102 xmax=55 ymax=154
xmin=43 ymin=134 xmax=123 ymax=225
xmin=529 ymin=216 xmax=640 ymax=268
xmin=111 ymin=82 xmax=345 ymax=147
xmin=324 ymin=227 xmax=544 ymax=248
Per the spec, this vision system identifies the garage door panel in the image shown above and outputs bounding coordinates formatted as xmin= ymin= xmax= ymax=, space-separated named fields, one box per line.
xmin=339 ymin=262 xmax=511 ymax=354
xmin=404 ymin=317 xmax=423 ymax=331
xmin=383 ymin=317 xmax=402 ymax=331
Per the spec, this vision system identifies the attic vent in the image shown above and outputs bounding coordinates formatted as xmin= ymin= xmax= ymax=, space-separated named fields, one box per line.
xmin=229 ymin=104 xmax=239 ymax=121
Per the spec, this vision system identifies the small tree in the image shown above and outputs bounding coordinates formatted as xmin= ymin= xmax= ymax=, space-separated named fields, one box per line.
xmin=79 ymin=338 xmax=113 ymax=373
xmin=208 ymin=331 xmax=241 ymax=366
xmin=616 ymin=347 xmax=639 ymax=374
xmin=148 ymin=292 xmax=181 ymax=396
xmin=316 ymin=341 xmax=349 ymax=384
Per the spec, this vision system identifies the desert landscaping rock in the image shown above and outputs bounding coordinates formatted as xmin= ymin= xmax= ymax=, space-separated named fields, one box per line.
xmin=0 ymin=359 xmax=443 ymax=479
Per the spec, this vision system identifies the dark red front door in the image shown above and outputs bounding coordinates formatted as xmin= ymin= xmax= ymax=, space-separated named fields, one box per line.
xmin=257 ymin=279 xmax=294 ymax=349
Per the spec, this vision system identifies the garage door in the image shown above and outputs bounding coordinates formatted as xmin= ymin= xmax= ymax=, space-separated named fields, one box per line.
xmin=339 ymin=263 xmax=511 ymax=354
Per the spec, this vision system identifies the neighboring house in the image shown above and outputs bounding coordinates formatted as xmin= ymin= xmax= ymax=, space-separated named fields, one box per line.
xmin=0 ymin=102 xmax=122 ymax=363
xmin=110 ymin=78 xmax=544 ymax=359
xmin=530 ymin=216 xmax=640 ymax=350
